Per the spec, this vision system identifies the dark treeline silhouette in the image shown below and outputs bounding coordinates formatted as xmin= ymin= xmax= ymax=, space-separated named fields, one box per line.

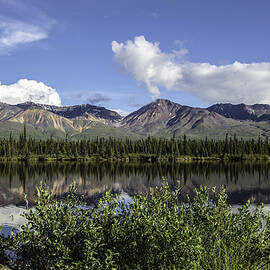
xmin=0 ymin=128 xmax=270 ymax=159
xmin=1 ymin=161 xmax=270 ymax=189
xmin=1 ymin=161 xmax=270 ymax=205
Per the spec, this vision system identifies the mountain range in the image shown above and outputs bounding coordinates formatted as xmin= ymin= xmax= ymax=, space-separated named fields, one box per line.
xmin=1 ymin=99 xmax=270 ymax=139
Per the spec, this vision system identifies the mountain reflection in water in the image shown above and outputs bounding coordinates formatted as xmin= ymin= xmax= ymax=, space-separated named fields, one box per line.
xmin=0 ymin=161 xmax=270 ymax=206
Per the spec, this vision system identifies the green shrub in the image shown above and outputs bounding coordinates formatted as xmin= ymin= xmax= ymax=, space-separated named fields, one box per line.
xmin=4 ymin=182 xmax=270 ymax=269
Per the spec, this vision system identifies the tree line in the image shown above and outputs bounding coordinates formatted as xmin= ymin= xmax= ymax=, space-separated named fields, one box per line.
xmin=0 ymin=127 xmax=270 ymax=159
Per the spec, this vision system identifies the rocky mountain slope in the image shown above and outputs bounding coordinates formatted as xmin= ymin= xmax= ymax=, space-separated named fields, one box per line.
xmin=121 ymin=99 xmax=270 ymax=138
xmin=121 ymin=99 xmax=182 ymax=133
xmin=0 ymin=102 xmax=126 ymax=139
xmin=207 ymin=103 xmax=270 ymax=121
xmin=1 ymin=99 xmax=270 ymax=139
xmin=16 ymin=102 xmax=121 ymax=123
xmin=9 ymin=108 xmax=75 ymax=132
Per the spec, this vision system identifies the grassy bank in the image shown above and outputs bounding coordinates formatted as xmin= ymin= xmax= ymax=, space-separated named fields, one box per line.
xmin=1 ymin=182 xmax=270 ymax=269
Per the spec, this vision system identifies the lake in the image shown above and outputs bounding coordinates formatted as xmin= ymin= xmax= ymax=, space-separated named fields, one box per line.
xmin=1 ymin=160 xmax=270 ymax=232
xmin=0 ymin=160 xmax=270 ymax=206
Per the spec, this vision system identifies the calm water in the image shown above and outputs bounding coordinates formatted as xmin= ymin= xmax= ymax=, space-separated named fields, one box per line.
xmin=0 ymin=161 xmax=270 ymax=206
xmin=2 ymin=160 xmax=270 ymax=232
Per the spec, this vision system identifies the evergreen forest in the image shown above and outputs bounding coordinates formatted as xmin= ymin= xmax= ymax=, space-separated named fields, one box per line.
xmin=1 ymin=127 xmax=270 ymax=161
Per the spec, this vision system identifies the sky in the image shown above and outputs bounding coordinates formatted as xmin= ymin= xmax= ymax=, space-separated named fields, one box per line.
xmin=1 ymin=0 xmax=270 ymax=115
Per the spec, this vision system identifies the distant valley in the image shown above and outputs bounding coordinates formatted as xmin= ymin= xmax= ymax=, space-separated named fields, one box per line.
xmin=1 ymin=99 xmax=270 ymax=139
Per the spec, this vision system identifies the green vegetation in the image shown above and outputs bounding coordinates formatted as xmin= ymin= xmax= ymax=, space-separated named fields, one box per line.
xmin=2 ymin=182 xmax=270 ymax=269
xmin=0 ymin=121 xmax=141 ymax=141
xmin=0 ymin=122 xmax=51 ymax=140
xmin=1 ymin=129 xmax=270 ymax=161
xmin=71 ymin=123 xmax=143 ymax=140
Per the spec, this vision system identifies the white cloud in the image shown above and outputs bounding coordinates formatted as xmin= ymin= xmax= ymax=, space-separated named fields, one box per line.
xmin=111 ymin=109 xmax=129 ymax=117
xmin=112 ymin=36 xmax=270 ymax=105
xmin=0 ymin=0 xmax=55 ymax=54
xmin=172 ymin=48 xmax=189 ymax=58
xmin=0 ymin=79 xmax=61 ymax=106
xmin=0 ymin=20 xmax=47 ymax=50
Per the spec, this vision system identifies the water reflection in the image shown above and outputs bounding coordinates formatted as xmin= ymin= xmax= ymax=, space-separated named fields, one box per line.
xmin=0 ymin=161 xmax=270 ymax=206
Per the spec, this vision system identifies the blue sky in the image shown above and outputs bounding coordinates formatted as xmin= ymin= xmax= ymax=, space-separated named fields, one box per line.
xmin=1 ymin=0 xmax=270 ymax=114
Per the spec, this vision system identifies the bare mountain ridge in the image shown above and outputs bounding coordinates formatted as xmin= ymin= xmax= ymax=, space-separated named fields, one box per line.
xmin=207 ymin=103 xmax=270 ymax=121
xmin=121 ymin=99 xmax=244 ymax=137
xmin=16 ymin=102 xmax=122 ymax=123
xmin=0 ymin=102 xmax=127 ymax=139
xmin=1 ymin=99 xmax=270 ymax=139
xmin=9 ymin=108 xmax=75 ymax=132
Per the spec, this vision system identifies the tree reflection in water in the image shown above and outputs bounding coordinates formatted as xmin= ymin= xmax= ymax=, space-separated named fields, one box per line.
xmin=0 ymin=161 xmax=270 ymax=206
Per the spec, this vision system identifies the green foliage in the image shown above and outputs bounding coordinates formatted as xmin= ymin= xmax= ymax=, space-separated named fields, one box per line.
xmin=3 ymin=182 xmax=270 ymax=269
xmin=185 ymin=187 xmax=270 ymax=270
xmin=11 ymin=183 xmax=117 ymax=270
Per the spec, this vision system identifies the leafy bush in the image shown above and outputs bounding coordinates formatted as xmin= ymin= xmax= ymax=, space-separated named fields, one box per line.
xmin=4 ymin=182 xmax=270 ymax=269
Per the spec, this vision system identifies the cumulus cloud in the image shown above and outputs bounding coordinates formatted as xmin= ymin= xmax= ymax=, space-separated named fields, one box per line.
xmin=0 ymin=79 xmax=61 ymax=106
xmin=87 ymin=93 xmax=111 ymax=105
xmin=112 ymin=36 xmax=270 ymax=104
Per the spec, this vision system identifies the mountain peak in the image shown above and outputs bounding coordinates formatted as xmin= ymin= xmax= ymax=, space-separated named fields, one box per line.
xmin=122 ymin=98 xmax=182 ymax=133
xmin=153 ymin=98 xmax=177 ymax=105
